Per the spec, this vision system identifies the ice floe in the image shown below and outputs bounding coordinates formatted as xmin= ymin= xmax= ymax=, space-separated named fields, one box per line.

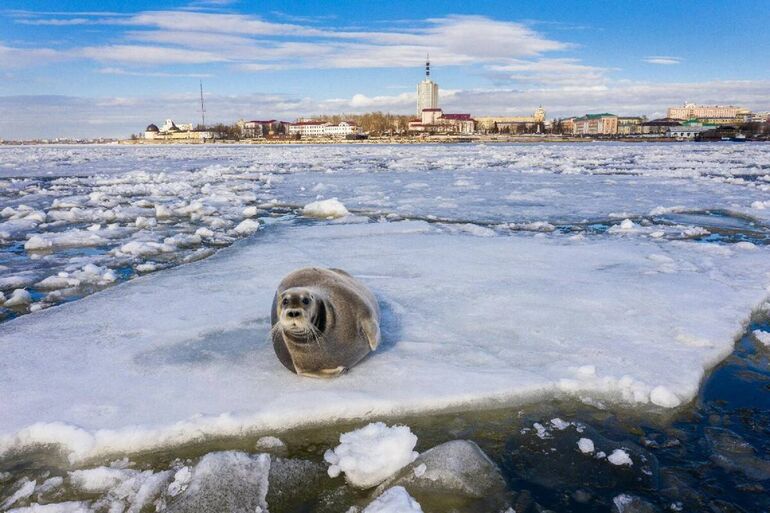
xmin=1 ymin=220 xmax=769 ymax=462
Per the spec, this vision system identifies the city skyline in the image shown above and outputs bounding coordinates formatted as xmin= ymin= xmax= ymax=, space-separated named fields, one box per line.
xmin=1 ymin=0 xmax=769 ymax=139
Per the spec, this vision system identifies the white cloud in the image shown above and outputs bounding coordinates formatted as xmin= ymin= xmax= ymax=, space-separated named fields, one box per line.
xmin=644 ymin=56 xmax=682 ymax=65
xmin=0 ymin=44 xmax=64 ymax=68
xmin=80 ymin=45 xmax=229 ymax=64
xmin=9 ymin=10 xmax=573 ymax=70
xmin=98 ymin=67 xmax=213 ymax=78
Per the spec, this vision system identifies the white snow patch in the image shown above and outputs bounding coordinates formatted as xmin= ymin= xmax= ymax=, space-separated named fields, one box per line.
xmin=577 ymin=438 xmax=595 ymax=454
xmin=363 ymin=486 xmax=423 ymax=513
xmin=302 ymin=198 xmax=350 ymax=219
xmin=650 ymin=386 xmax=681 ymax=408
xmin=324 ymin=422 xmax=418 ymax=488
xmin=607 ymin=449 xmax=633 ymax=466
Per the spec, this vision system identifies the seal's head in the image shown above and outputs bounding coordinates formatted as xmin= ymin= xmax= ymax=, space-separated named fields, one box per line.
xmin=277 ymin=287 xmax=323 ymax=338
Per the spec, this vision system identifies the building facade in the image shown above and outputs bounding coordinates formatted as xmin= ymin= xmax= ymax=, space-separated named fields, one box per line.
xmin=667 ymin=126 xmax=711 ymax=140
xmin=617 ymin=117 xmax=644 ymax=135
xmin=572 ymin=114 xmax=618 ymax=135
xmin=144 ymin=119 xmax=212 ymax=141
xmin=416 ymin=56 xmax=439 ymax=115
xmin=640 ymin=118 xmax=681 ymax=135
xmin=667 ymin=103 xmax=750 ymax=121
xmin=287 ymin=120 xmax=361 ymax=137
xmin=408 ymin=109 xmax=475 ymax=134
xmin=475 ymin=107 xmax=547 ymax=133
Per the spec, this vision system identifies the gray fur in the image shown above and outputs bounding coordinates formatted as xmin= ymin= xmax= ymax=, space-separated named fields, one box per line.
xmin=270 ymin=267 xmax=380 ymax=378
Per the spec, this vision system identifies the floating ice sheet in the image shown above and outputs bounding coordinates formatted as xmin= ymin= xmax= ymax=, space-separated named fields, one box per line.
xmin=1 ymin=220 xmax=769 ymax=462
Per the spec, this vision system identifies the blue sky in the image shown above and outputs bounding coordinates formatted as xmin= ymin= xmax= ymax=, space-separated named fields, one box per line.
xmin=1 ymin=0 xmax=768 ymax=138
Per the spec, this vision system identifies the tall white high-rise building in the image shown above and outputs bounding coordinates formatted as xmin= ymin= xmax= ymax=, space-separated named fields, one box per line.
xmin=417 ymin=56 xmax=439 ymax=115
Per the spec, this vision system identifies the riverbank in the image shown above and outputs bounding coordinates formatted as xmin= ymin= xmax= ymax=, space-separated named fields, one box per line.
xmin=118 ymin=134 xmax=675 ymax=145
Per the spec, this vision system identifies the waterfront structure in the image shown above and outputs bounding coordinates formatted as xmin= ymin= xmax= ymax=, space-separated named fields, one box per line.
xmin=573 ymin=114 xmax=618 ymax=135
xmin=287 ymin=120 xmax=361 ymax=138
xmin=476 ymin=107 xmax=547 ymax=133
xmin=144 ymin=119 xmax=212 ymax=141
xmin=667 ymin=102 xmax=750 ymax=122
xmin=640 ymin=118 xmax=681 ymax=135
xmin=417 ymin=56 xmax=439 ymax=115
xmin=667 ymin=125 xmax=711 ymax=140
xmin=408 ymin=108 xmax=475 ymax=134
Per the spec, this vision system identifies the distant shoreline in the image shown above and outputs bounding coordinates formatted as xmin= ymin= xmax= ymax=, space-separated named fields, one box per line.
xmin=118 ymin=135 xmax=677 ymax=145
xmin=5 ymin=136 xmax=758 ymax=146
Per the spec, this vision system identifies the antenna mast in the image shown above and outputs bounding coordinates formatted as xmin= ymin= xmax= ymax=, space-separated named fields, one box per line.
xmin=199 ymin=80 xmax=206 ymax=128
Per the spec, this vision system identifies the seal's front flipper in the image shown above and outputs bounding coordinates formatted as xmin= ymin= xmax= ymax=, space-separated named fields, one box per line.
xmin=298 ymin=366 xmax=346 ymax=378
xmin=360 ymin=318 xmax=381 ymax=351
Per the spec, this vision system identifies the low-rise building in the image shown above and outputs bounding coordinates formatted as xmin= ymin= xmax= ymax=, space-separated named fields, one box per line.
xmin=667 ymin=102 xmax=750 ymax=121
xmin=287 ymin=120 xmax=362 ymax=138
xmin=573 ymin=113 xmax=618 ymax=135
xmin=617 ymin=117 xmax=644 ymax=136
xmin=144 ymin=119 xmax=212 ymax=141
xmin=640 ymin=118 xmax=681 ymax=135
xmin=408 ymin=108 xmax=475 ymax=134
xmin=667 ymin=126 xmax=712 ymax=140
xmin=476 ymin=107 xmax=546 ymax=133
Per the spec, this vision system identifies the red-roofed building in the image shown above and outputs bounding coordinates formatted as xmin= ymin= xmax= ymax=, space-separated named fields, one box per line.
xmin=408 ymin=108 xmax=475 ymax=134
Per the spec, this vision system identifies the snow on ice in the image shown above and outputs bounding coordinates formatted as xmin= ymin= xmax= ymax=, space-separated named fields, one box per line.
xmin=0 ymin=218 xmax=769 ymax=462
xmin=324 ymin=422 xmax=418 ymax=488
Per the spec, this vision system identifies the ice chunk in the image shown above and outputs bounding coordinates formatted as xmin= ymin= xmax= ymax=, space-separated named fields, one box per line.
xmin=233 ymin=219 xmax=260 ymax=235
xmin=69 ymin=467 xmax=132 ymax=493
xmin=752 ymin=330 xmax=770 ymax=347
xmin=303 ymin=198 xmax=350 ymax=219
xmin=550 ymin=418 xmax=570 ymax=430
xmin=649 ymin=386 xmax=681 ymax=408
xmin=255 ymin=436 xmax=287 ymax=456
xmin=35 ymin=276 xmax=81 ymax=291
xmin=242 ymin=206 xmax=258 ymax=217
xmin=324 ymin=422 xmax=418 ymax=488
xmin=4 ymin=289 xmax=31 ymax=307
xmin=374 ymin=440 xmax=510 ymax=512
xmin=608 ymin=449 xmax=633 ymax=466
xmin=363 ymin=487 xmax=423 ymax=513
xmin=2 ymin=222 xmax=770 ymax=461
xmin=5 ymin=502 xmax=92 ymax=513
xmin=167 ymin=451 xmax=269 ymax=513
xmin=1 ymin=478 xmax=36 ymax=509
xmin=578 ymin=438 xmax=595 ymax=454
xmin=166 ymin=466 xmax=191 ymax=497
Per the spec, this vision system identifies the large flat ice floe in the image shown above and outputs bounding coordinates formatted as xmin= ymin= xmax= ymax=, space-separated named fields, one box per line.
xmin=1 ymin=220 xmax=769 ymax=462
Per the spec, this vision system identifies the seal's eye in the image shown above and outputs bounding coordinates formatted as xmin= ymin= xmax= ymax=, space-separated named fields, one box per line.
xmin=282 ymin=298 xmax=289 ymax=306
xmin=302 ymin=297 xmax=310 ymax=305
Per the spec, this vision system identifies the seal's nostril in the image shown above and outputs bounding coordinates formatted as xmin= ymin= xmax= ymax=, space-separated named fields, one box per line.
xmin=287 ymin=310 xmax=301 ymax=318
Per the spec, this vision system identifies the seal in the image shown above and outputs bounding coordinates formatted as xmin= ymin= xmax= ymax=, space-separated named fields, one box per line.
xmin=270 ymin=267 xmax=381 ymax=378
